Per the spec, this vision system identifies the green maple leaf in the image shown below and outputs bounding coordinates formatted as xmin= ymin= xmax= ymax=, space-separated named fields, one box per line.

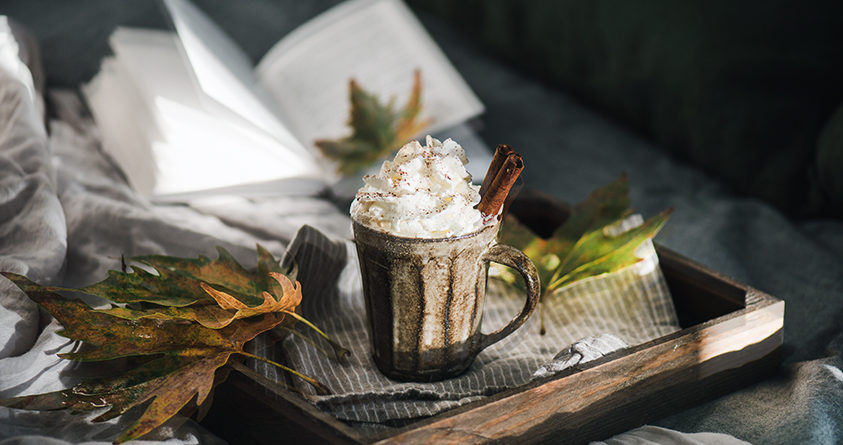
xmin=76 ymin=245 xmax=282 ymax=308
xmin=497 ymin=176 xmax=672 ymax=332
xmin=39 ymin=246 xmax=305 ymax=330
xmin=0 ymin=246 xmax=346 ymax=443
xmin=93 ymin=270 xmax=299 ymax=329
xmin=315 ymin=70 xmax=432 ymax=175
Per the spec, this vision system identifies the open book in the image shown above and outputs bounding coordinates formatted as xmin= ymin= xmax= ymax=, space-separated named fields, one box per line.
xmin=83 ymin=0 xmax=489 ymax=202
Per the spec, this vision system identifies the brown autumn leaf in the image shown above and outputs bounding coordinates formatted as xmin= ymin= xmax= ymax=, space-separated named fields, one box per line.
xmin=0 ymin=274 xmax=321 ymax=443
xmin=0 ymin=246 xmax=343 ymax=443
xmin=314 ymin=69 xmax=432 ymax=175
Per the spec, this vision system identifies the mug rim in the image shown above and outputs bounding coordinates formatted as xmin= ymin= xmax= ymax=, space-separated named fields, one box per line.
xmin=351 ymin=217 xmax=498 ymax=244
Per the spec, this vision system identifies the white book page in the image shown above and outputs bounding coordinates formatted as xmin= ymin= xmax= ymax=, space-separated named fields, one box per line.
xmin=255 ymin=0 xmax=485 ymax=151
xmin=82 ymin=56 xmax=159 ymax=196
xmin=107 ymin=28 xmax=324 ymax=197
xmin=161 ymin=0 xmax=315 ymax=163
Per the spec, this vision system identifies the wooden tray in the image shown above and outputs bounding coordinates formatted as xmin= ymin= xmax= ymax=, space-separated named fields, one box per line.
xmin=200 ymin=191 xmax=785 ymax=444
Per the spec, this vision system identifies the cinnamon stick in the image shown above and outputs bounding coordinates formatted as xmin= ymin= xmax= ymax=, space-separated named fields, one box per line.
xmin=477 ymin=152 xmax=523 ymax=218
xmin=479 ymin=144 xmax=514 ymax=197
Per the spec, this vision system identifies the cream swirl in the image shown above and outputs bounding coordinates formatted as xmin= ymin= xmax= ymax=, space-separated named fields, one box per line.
xmin=350 ymin=136 xmax=486 ymax=238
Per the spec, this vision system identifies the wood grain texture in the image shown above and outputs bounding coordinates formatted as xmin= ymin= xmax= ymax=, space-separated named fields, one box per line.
xmin=376 ymin=290 xmax=782 ymax=444
xmin=202 ymin=248 xmax=784 ymax=445
xmin=200 ymin=190 xmax=785 ymax=444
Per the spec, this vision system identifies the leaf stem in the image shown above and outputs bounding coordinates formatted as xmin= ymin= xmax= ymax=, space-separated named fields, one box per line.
xmin=277 ymin=326 xmax=333 ymax=359
xmin=235 ymin=351 xmax=329 ymax=395
xmin=228 ymin=361 xmax=306 ymax=397
xmin=539 ymin=294 xmax=547 ymax=336
xmin=283 ymin=310 xmax=350 ymax=363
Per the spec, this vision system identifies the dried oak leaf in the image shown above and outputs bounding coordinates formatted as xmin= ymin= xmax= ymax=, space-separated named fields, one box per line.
xmin=0 ymin=246 xmax=337 ymax=443
xmin=0 ymin=273 xmax=308 ymax=444
xmin=315 ymin=69 xmax=432 ymax=175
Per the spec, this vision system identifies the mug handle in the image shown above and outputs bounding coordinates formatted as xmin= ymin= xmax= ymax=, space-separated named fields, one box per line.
xmin=478 ymin=244 xmax=541 ymax=350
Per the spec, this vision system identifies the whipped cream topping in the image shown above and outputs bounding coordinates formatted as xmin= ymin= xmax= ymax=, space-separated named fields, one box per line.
xmin=350 ymin=136 xmax=486 ymax=238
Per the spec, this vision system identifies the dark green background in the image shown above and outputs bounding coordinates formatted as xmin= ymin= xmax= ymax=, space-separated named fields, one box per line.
xmin=410 ymin=1 xmax=843 ymax=218
xmin=3 ymin=0 xmax=842 ymax=218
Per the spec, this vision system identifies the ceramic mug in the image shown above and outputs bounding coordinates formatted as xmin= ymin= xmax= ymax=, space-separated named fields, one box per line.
xmin=352 ymin=220 xmax=540 ymax=382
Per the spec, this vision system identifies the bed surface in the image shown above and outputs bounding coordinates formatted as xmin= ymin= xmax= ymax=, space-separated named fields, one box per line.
xmin=0 ymin=2 xmax=841 ymax=444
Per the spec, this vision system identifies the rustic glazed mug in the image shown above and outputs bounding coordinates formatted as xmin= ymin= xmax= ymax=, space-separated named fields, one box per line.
xmin=352 ymin=220 xmax=540 ymax=382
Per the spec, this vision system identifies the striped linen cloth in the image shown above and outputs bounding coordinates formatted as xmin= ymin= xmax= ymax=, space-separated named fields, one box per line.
xmin=251 ymin=217 xmax=679 ymax=425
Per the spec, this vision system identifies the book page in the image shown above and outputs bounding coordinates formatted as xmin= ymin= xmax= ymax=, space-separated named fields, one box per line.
xmin=255 ymin=0 xmax=485 ymax=151
xmin=98 ymin=28 xmax=324 ymax=198
xmin=161 ymin=0 xmax=314 ymax=163
xmin=82 ymin=56 xmax=159 ymax=196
